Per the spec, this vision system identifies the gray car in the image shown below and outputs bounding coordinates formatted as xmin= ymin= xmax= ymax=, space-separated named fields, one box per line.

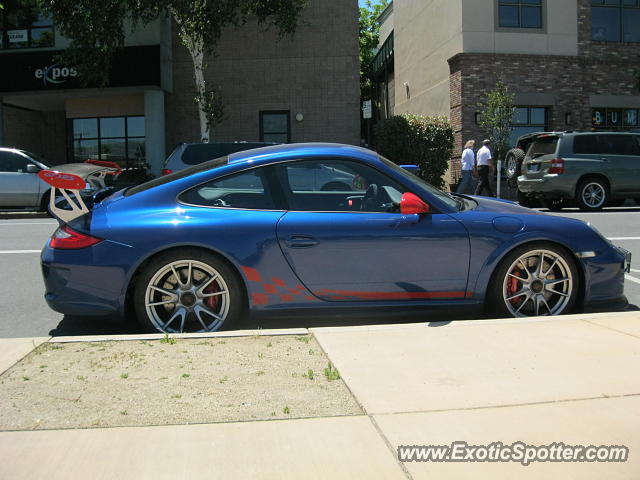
xmin=517 ymin=131 xmax=640 ymax=211
xmin=0 ymin=147 xmax=116 ymax=211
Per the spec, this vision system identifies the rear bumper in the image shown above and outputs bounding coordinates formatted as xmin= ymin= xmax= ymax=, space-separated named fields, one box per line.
xmin=517 ymin=175 xmax=576 ymax=199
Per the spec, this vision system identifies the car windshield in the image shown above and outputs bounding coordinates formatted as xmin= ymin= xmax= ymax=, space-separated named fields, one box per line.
xmin=377 ymin=155 xmax=461 ymax=211
xmin=20 ymin=150 xmax=53 ymax=168
xmin=125 ymin=156 xmax=228 ymax=197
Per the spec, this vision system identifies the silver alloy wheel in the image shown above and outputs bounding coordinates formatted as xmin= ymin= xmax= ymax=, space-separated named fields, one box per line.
xmin=144 ymin=260 xmax=230 ymax=333
xmin=502 ymin=249 xmax=573 ymax=317
xmin=580 ymin=182 xmax=606 ymax=209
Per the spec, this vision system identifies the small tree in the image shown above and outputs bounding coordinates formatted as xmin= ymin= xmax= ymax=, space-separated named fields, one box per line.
xmin=374 ymin=114 xmax=453 ymax=189
xmin=359 ymin=0 xmax=389 ymax=103
xmin=476 ymin=80 xmax=515 ymax=166
xmin=38 ymin=0 xmax=308 ymax=142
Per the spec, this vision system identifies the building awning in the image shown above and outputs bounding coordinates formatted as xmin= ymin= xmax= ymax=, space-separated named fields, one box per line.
xmin=370 ymin=31 xmax=394 ymax=80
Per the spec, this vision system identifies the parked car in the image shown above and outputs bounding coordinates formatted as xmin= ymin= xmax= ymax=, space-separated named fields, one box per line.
xmin=0 ymin=147 xmax=120 ymax=211
xmin=162 ymin=142 xmax=278 ymax=175
xmin=517 ymin=131 xmax=640 ymax=211
xmin=39 ymin=143 xmax=630 ymax=334
xmin=504 ymin=131 xmax=550 ymax=188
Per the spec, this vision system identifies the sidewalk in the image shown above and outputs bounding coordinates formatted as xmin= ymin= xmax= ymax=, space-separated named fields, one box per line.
xmin=1 ymin=311 xmax=639 ymax=479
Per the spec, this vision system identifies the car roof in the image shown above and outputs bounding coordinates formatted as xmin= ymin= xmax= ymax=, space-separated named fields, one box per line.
xmin=227 ymin=142 xmax=378 ymax=166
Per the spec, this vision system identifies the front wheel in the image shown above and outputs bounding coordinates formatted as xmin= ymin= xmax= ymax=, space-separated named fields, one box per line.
xmin=489 ymin=242 xmax=579 ymax=318
xmin=134 ymin=250 xmax=244 ymax=333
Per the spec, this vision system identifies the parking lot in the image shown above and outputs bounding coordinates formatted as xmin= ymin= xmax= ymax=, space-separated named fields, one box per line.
xmin=1 ymin=206 xmax=638 ymax=338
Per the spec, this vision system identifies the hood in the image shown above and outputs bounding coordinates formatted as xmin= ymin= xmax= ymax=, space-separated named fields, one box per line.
xmin=467 ymin=195 xmax=547 ymax=216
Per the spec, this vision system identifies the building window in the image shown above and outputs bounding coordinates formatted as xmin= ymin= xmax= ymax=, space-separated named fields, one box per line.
xmin=0 ymin=2 xmax=54 ymax=49
xmin=72 ymin=116 xmax=146 ymax=169
xmin=260 ymin=111 xmax=290 ymax=143
xmin=591 ymin=0 xmax=640 ymax=43
xmin=510 ymin=106 xmax=548 ymax=146
xmin=592 ymin=108 xmax=640 ymax=130
xmin=498 ymin=0 xmax=543 ymax=29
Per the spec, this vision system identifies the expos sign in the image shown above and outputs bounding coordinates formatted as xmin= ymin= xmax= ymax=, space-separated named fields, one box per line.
xmin=34 ymin=64 xmax=78 ymax=87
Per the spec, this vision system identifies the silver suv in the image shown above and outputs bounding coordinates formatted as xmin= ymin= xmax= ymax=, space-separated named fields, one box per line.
xmin=517 ymin=132 xmax=640 ymax=211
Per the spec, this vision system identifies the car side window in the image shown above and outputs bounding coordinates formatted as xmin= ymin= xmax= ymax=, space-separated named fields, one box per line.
xmin=179 ymin=167 xmax=278 ymax=210
xmin=277 ymin=159 xmax=406 ymax=213
xmin=0 ymin=152 xmax=29 ymax=173
xmin=597 ymin=135 xmax=640 ymax=156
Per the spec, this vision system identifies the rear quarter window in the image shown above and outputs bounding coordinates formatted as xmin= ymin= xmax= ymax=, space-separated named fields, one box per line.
xmin=597 ymin=135 xmax=640 ymax=155
xmin=572 ymin=135 xmax=599 ymax=154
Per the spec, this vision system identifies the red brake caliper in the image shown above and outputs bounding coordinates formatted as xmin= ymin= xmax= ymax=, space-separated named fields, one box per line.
xmin=508 ymin=268 xmax=522 ymax=305
xmin=204 ymin=282 xmax=220 ymax=310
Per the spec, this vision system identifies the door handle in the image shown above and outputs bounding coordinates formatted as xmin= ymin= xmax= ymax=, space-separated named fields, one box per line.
xmin=392 ymin=214 xmax=421 ymax=228
xmin=286 ymin=235 xmax=318 ymax=248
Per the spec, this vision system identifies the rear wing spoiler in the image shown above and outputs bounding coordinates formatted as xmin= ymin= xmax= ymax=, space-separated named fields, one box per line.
xmin=38 ymin=160 xmax=121 ymax=224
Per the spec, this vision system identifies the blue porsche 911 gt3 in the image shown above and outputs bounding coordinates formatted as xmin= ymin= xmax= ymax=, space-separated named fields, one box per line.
xmin=40 ymin=143 xmax=631 ymax=333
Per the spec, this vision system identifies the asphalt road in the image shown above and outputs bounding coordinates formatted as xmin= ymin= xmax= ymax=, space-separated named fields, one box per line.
xmin=1 ymin=207 xmax=639 ymax=338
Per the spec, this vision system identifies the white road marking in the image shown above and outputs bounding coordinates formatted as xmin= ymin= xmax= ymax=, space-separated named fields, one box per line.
xmin=0 ymin=250 xmax=41 ymax=254
xmin=607 ymin=237 xmax=640 ymax=241
xmin=626 ymin=275 xmax=640 ymax=286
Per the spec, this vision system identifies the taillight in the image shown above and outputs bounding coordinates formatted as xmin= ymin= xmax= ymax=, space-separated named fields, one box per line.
xmin=50 ymin=225 xmax=103 ymax=249
xmin=548 ymin=158 xmax=564 ymax=174
xmin=161 ymin=169 xmax=172 ymax=176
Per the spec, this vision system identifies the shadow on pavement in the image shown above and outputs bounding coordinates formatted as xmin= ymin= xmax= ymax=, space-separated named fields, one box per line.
xmin=49 ymin=315 xmax=143 ymax=337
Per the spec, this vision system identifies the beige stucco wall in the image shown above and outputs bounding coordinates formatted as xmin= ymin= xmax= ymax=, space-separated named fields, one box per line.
xmin=378 ymin=3 xmax=394 ymax=49
xmin=392 ymin=0 xmax=463 ymax=118
xmin=461 ymin=0 xmax=578 ymax=55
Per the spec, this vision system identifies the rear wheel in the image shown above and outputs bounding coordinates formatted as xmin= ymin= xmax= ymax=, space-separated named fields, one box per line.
xmin=39 ymin=189 xmax=51 ymax=214
xmin=489 ymin=242 xmax=579 ymax=318
xmin=577 ymin=178 xmax=609 ymax=211
xmin=134 ymin=250 xmax=244 ymax=333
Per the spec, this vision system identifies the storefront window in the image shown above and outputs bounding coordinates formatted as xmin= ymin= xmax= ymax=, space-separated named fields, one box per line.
xmin=72 ymin=116 xmax=146 ymax=169
xmin=592 ymin=108 xmax=640 ymax=130
xmin=509 ymin=106 xmax=548 ymax=146
xmin=0 ymin=2 xmax=54 ymax=49
xmin=498 ymin=0 xmax=543 ymax=29
xmin=591 ymin=0 xmax=640 ymax=43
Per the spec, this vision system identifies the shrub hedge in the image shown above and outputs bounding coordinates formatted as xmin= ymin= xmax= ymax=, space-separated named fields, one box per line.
xmin=373 ymin=114 xmax=453 ymax=189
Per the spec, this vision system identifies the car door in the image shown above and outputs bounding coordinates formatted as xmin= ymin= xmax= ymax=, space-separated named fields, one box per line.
xmin=275 ymin=158 xmax=470 ymax=301
xmin=596 ymin=134 xmax=640 ymax=195
xmin=0 ymin=151 xmax=41 ymax=207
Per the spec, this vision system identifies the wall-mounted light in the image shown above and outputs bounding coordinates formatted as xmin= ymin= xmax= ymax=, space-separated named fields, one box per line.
xmin=565 ymin=112 xmax=571 ymax=125
xmin=403 ymin=81 xmax=410 ymax=99
xmin=295 ymin=113 xmax=304 ymax=122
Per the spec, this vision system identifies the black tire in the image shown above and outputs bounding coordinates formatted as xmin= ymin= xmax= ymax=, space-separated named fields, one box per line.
xmin=577 ymin=177 xmax=609 ymax=211
xmin=134 ymin=249 xmax=244 ymax=333
xmin=505 ymin=148 xmax=525 ymax=181
xmin=542 ymin=198 xmax=565 ymax=212
xmin=488 ymin=242 xmax=579 ymax=318
xmin=39 ymin=189 xmax=52 ymax=214
xmin=517 ymin=189 xmax=540 ymax=208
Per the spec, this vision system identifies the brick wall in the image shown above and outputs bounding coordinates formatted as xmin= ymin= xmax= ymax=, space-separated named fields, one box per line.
xmin=165 ymin=0 xmax=360 ymax=150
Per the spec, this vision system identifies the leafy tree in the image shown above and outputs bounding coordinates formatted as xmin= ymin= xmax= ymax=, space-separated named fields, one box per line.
xmin=476 ymin=80 xmax=516 ymax=165
xmin=374 ymin=114 xmax=453 ymax=189
xmin=38 ymin=0 xmax=308 ymax=142
xmin=359 ymin=0 xmax=389 ymax=103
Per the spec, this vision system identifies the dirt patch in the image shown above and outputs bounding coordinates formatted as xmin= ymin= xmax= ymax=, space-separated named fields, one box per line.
xmin=0 ymin=335 xmax=362 ymax=430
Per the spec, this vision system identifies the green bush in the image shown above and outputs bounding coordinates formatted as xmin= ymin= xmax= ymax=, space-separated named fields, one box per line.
xmin=373 ymin=114 xmax=453 ymax=189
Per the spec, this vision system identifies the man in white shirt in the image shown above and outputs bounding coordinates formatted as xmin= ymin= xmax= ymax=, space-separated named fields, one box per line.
xmin=474 ymin=139 xmax=494 ymax=196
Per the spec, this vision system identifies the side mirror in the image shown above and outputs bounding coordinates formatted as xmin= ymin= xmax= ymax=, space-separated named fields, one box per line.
xmin=400 ymin=192 xmax=430 ymax=215
xmin=26 ymin=164 xmax=40 ymax=173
